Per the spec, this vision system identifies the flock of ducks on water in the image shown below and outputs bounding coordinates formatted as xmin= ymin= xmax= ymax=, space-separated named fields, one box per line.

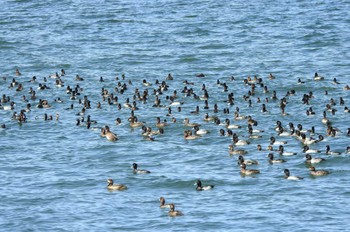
xmin=1 ymin=69 xmax=350 ymax=217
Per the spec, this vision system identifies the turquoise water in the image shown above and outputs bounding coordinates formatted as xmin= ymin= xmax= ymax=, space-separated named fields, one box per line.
xmin=1 ymin=0 xmax=350 ymax=231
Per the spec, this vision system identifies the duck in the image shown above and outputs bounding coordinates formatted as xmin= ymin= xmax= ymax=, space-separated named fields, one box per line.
xmin=232 ymin=134 xmax=250 ymax=146
xmin=183 ymin=118 xmax=201 ymax=127
xmin=193 ymin=125 xmax=209 ymax=135
xmin=297 ymin=78 xmax=305 ymax=84
xmin=284 ymin=169 xmax=303 ymax=180
xmin=309 ymin=166 xmax=330 ymax=176
xmin=240 ymin=163 xmax=260 ymax=175
xmin=321 ymin=111 xmax=330 ymax=124
xmin=268 ymin=73 xmax=276 ymax=80
xmin=333 ymin=78 xmax=340 ymax=84
xmin=103 ymin=125 xmax=118 ymax=141
xmin=168 ymin=204 xmax=183 ymax=217
xmin=247 ymin=116 xmax=258 ymax=126
xmin=237 ymin=155 xmax=259 ymax=165
xmin=325 ymin=145 xmax=341 ymax=155
xmin=184 ymin=130 xmax=200 ymax=140
xmin=224 ymin=118 xmax=241 ymax=129
xmin=278 ymin=145 xmax=296 ymax=156
xmin=270 ymin=136 xmax=287 ymax=145
xmin=299 ymin=134 xmax=317 ymax=145
xmin=15 ymin=69 xmax=21 ymax=76
xmin=203 ymin=113 xmax=217 ymax=122
xmin=190 ymin=106 xmax=200 ymax=114
xmin=314 ymin=72 xmax=324 ymax=81
xmin=303 ymin=145 xmax=320 ymax=154
xmin=132 ymin=163 xmax=151 ymax=174
xmin=195 ymin=179 xmax=214 ymax=191
xmin=234 ymin=111 xmax=247 ymax=120
xmin=142 ymin=79 xmax=152 ymax=86
xmin=106 ymin=178 xmax=127 ymax=191
xmin=159 ymin=197 xmax=172 ymax=208
xmin=228 ymin=144 xmax=247 ymax=155
xmin=129 ymin=117 xmax=144 ymax=128
xmin=267 ymin=153 xmax=286 ymax=163
xmin=305 ymin=154 xmax=325 ymax=164
xmin=156 ymin=117 xmax=168 ymax=128
xmin=277 ymin=127 xmax=292 ymax=137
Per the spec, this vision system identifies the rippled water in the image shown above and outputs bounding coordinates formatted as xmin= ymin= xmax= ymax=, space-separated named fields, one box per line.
xmin=1 ymin=0 xmax=350 ymax=231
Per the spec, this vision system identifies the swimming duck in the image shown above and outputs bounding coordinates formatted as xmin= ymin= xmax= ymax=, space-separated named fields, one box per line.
xmin=284 ymin=169 xmax=303 ymax=180
xmin=270 ymin=136 xmax=287 ymax=145
xmin=203 ymin=113 xmax=217 ymax=122
xmin=15 ymin=69 xmax=21 ymax=76
xmin=103 ymin=125 xmax=118 ymax=141
xmin=234 ymin=111 xmax=247 ymax=120
xmin=237 ymin=155 xmax=259 ymax=165
xmin=278 ymin=145 xmax=296 ymax=156
xmin=309 ymin=166 xmax=330 ymax=176
xmin=159 ymin=197 xmax=172 ymax=208
xmin=228 ymin=144 xmax=247 ymax=155
xmin=305 ymin=154 xmax=325 ymax=164
xmin=321 ymin=111 xmax=330 ymax=124
xmin=129 ymin=117 xmax=144 ymax=128
xmin=299 ymin=134 xmax=317 ymax=145
xmin=132 ymin=163 xmax=151 ymax=174
xmin=224 ymin=118 xmax=241 ymax=129
xmin=240 ymin=163 xmax=260 ymax=175
xmin=190 ymin=106 xmax=200 ymax=114
xmin=156 ymin=117 xmax=168 ymax=128
xmin=183 ymin=118 xmax=201 ymax=127
xmin=247 ymin=115 xmax=258 ymax=126
xmin=232 ymin=136 xmax=250 ymax=146
xmin=107 ymin=178 xmax=127 ymax=191
xmin=142 ymin=79 xmax=152 ymax=86
xmin=333 ymin=78 xmax=340 ymax=84
xmin=193 ymin=125 xmax=209 ymax=135
xmin=267 ymin=153 xmax=286 ymax=163
xmin=184 ymin=130 xmax=200 ymax=140
xmin=325 ymin=145 xmax=341 ymax=155
xmin=75 ymin=74 xmax=84 ymax=81
xmin=297 ymin=78 xmax=305 ymax=84
xmin=303 ymin=145 xmax=320 ymax=154
xmin=314 ymin=72 xmax=324 ymax=81
xmin=195 ymin=179 xmax=214 ymax=191
xmin=168 ymin=204 xmax=183 ymax=217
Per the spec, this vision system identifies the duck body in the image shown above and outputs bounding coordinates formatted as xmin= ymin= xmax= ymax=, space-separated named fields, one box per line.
xmin=238 ymin=155 xmax=258 ymax=165
xmin=159 ymin=197 xmax=172 ymax=208
xmin=305 ymin=154 xmax=325 ymax=164
xmin=168 ymin=204 xmax=183 ymax=217
xmin=132 ymin=163 xmax=151 ymax=174
xmin=240 ymin=163 xmax=260 ymax=175
xmin=195 ymin=179 xmax=214 ymax=191
xmin=107 ymin=178 xmax=127 ymax=191
xmin=284 ymin=169 xmax=303 ymax=180
xmin=268 ymin=153 xmax=286 ymax=163
xmin=309 ymin=166 xmax=330 ymax=176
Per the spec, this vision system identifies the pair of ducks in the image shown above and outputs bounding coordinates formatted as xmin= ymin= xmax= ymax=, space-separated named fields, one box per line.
xmin=284 ymin=166 xmax=330 ymax=180
xmin=106 ymin=163 xmax=151 ymax=190
xmin=159 ymin=180 xmax=214 ymax=217
xmin=159 ymin=197 xmax=183 ymax=217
